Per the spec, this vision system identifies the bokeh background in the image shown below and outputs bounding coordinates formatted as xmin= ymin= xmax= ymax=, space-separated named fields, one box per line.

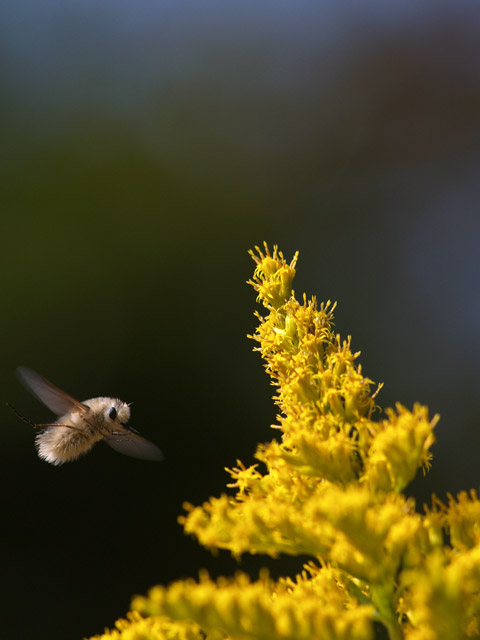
xmin=2 ymin=1 xmax=480 ymax=638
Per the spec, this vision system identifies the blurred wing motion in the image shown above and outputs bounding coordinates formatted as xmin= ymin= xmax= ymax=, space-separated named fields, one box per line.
xmin=106 ymin=426 xmax=164 ymax=461
xmin=15 ymin=366 xmax=88 ymax=416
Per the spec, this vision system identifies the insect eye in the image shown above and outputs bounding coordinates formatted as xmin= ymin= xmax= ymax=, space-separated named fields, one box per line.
xmin=109 ymin=407 xmax=117 ymax=420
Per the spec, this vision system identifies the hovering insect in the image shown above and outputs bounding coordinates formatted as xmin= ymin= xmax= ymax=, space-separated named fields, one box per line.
xmin=14 ymin=366 xmax=164 ymax=465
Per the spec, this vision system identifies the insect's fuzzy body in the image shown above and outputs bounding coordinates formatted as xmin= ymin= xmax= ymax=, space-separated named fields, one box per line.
xmin=16 ymin=367 xmax=164 ymax=465
xmin=36 ymin=397 xmax=130 ymax=465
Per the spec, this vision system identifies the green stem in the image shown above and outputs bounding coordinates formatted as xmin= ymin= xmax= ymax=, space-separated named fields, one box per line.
xmin=371 ymin=585 xmax=403 ymax=640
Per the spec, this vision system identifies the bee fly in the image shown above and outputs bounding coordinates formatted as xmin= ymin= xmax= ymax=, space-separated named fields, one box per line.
xmin=13 ymin=366 xmax=164 ymax=466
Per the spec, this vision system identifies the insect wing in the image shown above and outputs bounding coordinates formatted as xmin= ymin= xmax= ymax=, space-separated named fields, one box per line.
xmin=106 ymin=426 xmax=164 ymax=461
xmin=16 ymin=366 xmax=87 ymax=416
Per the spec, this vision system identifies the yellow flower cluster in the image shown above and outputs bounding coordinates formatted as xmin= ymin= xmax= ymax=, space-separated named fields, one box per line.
xmin=90 ymin=244 xmax=480 ymax=640
xmin=132 ymin=569 xmax=373 ymax=640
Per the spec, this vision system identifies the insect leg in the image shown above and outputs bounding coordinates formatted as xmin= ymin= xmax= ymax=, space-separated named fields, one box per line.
xmin=6 ymin=403 xmax=86 ymax=434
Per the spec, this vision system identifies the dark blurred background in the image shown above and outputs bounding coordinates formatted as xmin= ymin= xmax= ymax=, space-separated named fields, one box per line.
xmin=1 ymin=1 xmax=480 ymax=638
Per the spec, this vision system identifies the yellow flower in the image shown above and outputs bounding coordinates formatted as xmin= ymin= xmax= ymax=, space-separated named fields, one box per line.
xmin=90 ymin=244 xmax=480 ymax=640
xmin=444 ymin=490 xmax=480 ymax=551
xmin=132 ymin=571 xmax=373 ymax=640
xmin=247 ymin=242 xmax=298 ymax=309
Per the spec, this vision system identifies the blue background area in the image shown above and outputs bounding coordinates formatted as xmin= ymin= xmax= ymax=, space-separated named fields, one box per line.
xmin=1 ymin=2 xmax=480 ymax=638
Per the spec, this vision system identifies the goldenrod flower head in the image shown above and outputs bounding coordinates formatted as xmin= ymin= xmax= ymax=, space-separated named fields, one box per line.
xmin=444 ymin=490 xmax=480 ymax=551
xmin=130 ymin=570 xmax=373 ymax=640
xmin=90 ymin=244 xmax=480 ymax=640
xmin=247 ymin=242 xmax=298 ymax=309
